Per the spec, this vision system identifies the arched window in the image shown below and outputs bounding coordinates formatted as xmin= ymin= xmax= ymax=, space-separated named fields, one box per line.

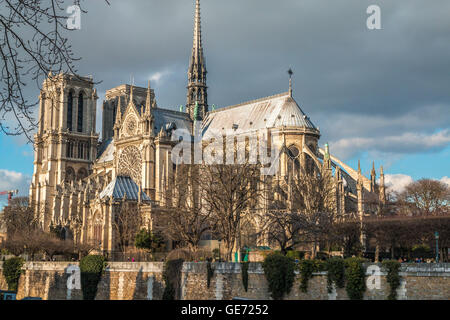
xmin=93 ymin=212 xmax=102 ymax=246
xmin=65 ymin=167 xmax=75 ymax=183
xmin=77 ymin=168 xmax=87 ymax=181
xmin=77 ymin=92 xmax=83 ymax=132
xmin=67 ymin=91 xmax=73 ymax=131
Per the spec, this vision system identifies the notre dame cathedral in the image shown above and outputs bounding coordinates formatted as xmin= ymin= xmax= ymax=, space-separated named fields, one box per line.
xmin=29 ymin=0 xmax=386 ymax=255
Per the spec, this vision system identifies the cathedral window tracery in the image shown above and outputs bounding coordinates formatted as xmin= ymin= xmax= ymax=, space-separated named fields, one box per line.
xmin=65 ymin=167 xmax=75 ymax=183
xmin=67 ymin=91 xmax=74 ymax=131
xmin=118 ymin=145 xmax=142 ymax=183
xmin=77 ymin=92 xmax=84 ymax=132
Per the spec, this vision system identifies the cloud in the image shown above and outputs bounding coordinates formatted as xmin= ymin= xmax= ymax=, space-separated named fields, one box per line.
xmin=384 ymin=174 xmax=414 ymax=194
xmin=149 ymin=70 xmax=173 ymax=84
xmin=440 ymin=176 xmax=450 ymax=186
xmin=384 ymin=174 xmax=450 ymax=194
xmin=2 ymin=0 xmax=449 ymax=176
xmin=330 ymin=129 xmax=450 ymax=160
xmin=0 ymin=169 xmax=31 ymax=208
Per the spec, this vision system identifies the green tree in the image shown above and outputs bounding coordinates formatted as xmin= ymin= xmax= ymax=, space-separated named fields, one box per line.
xmin=2 ymin=257 xmax=24 ymax=292
xmin=262 ymin=253 xmax=295 ymax=300
xmin=79 ymin=255 xmax=106 ymax=300
xmin=135 ymin=229 xmax=165 ymax=253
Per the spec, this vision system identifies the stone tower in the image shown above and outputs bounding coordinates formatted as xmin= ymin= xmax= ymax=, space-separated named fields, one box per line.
xmin=29 ymin=73 xmax=99 ymax=231
xmin=186 ymin=0 xmax=208 ymax=121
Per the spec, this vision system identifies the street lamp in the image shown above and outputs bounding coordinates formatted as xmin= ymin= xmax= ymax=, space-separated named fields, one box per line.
xmin=434 ymin=231 xmax=439 ymax=263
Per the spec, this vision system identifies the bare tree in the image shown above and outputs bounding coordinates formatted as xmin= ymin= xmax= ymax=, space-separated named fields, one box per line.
xmin=330 ymin=215 xmax=363 ymax=258
xmin=397 ymin=179 xmax=450 ymax=216
xmin=290 ymin=167 xmax=337 ymax=258
xmin=112 ymin=200 xmax=141 ymax=254
xmin=260 ymin=210 xmax=304 ymax=255
xmin=202 ymin=163 xmax=262 ymax=261
xmin=1 ymin=197 xmax=37 ymax=237
xmin=163 ymin=164 xmax=213 ymax=251
xmin=0 ymin=0 xmax=109 ymax=140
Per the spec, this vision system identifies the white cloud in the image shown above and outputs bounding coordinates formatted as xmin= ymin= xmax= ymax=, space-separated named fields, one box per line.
xmin=384 ymin=174 xmax=450 ymax=194
xmin=0 ymin=169 xmax=31 ymax=208
xmin=440 ymin=176 xmax=450 ymax=186
xmin=331 ymin=129 xmax=450 ymax=160
xmin=149 ymin=70 xmax=173 ymax=84
xmin=384 ymin=174 xmax=414 ymax=194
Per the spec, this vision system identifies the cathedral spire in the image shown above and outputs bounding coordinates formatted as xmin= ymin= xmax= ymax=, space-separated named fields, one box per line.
xmin=129 ymin=82 xmax=134 ymax=105
xmin=187 ymin=0 xmax=208 ymax=121
xmin=145 ymin=80 xmax=152 ymax=113
xmin=114 ymin=97 xmax=122 ymax=127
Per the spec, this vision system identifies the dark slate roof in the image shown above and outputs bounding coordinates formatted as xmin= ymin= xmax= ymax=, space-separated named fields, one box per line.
xmin=153 ymin=108 xmax=192 ymax=135
xmin=97 ymin=138 xmax=113 ymax=159
xmin=99 ymin=176 xmax=151 ymax=201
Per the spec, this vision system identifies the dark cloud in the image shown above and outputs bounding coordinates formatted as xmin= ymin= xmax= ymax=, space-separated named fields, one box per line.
xmin=25 ymin=0 xmax=450 ymax=159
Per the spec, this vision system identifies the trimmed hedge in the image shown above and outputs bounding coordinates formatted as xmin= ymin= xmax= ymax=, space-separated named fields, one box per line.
xmin=382 ymin=260 xmax=401 ymax=300
xmin=344 ymin=257 xmax=366 ymax=300
xmin=2 ymin=257 xmax=24 ymax=292
xmin=79 ymin=255 xmax=106 ymax=300
xmin=325 ymin=257 xmax=346 ymax=293
xmin=262 ymin=253 xmax=295 ymax=300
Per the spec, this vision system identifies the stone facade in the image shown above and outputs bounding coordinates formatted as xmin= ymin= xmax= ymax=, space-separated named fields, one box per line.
xmin=0 ymin=262 xmax=448 ymax=300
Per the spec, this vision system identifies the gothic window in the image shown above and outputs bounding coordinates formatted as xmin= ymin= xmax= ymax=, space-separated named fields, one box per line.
xmin=93 ymin=212 xmax=102 ymax=246
xmin=125 ymin=116 xmax=137 ymax=136
xmin=66 ymin=141 xmax=74 ymax=158
xmin=65 ymin=167 xmax=75 ymax=183
xmin=77 ymin=168 xmax=88 ymax=181
xmin=67 ymin=91 xmax=73 ymax=131
xmin=118 ymin=146 xmax=142 ymax=183
xmin=78 ymin=142 xmax=83 ymax=159
xmin=287 ymin=145 xmax=299 ymax=159
xmin=86 ymin=145 xmax=90 ymax=160
xmin=113 ymin=100 xmax=117 ymax=120
xmin=77 ymin=92 xmax=84 ymax=132
xmin=287 ymin=145 xmax=301 ymax=177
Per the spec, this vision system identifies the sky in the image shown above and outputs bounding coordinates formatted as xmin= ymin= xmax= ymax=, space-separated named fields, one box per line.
xmin=0 ymin=0 xmax=449 ymax=207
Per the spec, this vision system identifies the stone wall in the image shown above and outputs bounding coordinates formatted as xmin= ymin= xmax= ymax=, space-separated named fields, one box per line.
xmin=0 ymin=261 xmax=448 ymax=300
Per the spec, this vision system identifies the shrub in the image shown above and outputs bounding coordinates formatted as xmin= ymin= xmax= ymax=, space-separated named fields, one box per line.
xmin=79 ymin=255 xmax=106 ymax=300
xmin=411 ymin=245 xmax=433 ymax=259
xmin=162 ymin=259 xmax=184 ymax=300
xmin=298 ymin=259 xmax=324 ymax=293
xmin=344 ymin=257 xmax=366 ymax=300
xmin=135 ymin=229 xmax=165 ymax=253
xmin=286 ymin=250 xmax=304 ymax=260
xmin=2 ymin=257 xmax=24 ymax=292
xmin=241 ymin=261 xmax=249 ymax=292
xmin=325 ymin=257 xmax=346 ymax=293
xmin=262 ymin=253 xmax=295 ymax=300
xmin=382 ymin=260 xmax=401 ymax=300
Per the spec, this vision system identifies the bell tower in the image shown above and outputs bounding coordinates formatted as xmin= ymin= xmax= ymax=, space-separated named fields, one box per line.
xmin=30 ymin=73 xmax=99 ymax=230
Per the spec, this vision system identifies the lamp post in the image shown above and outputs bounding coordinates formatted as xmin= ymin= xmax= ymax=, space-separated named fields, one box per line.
xmin=434 ymin=231 xmax=439 ymax=263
